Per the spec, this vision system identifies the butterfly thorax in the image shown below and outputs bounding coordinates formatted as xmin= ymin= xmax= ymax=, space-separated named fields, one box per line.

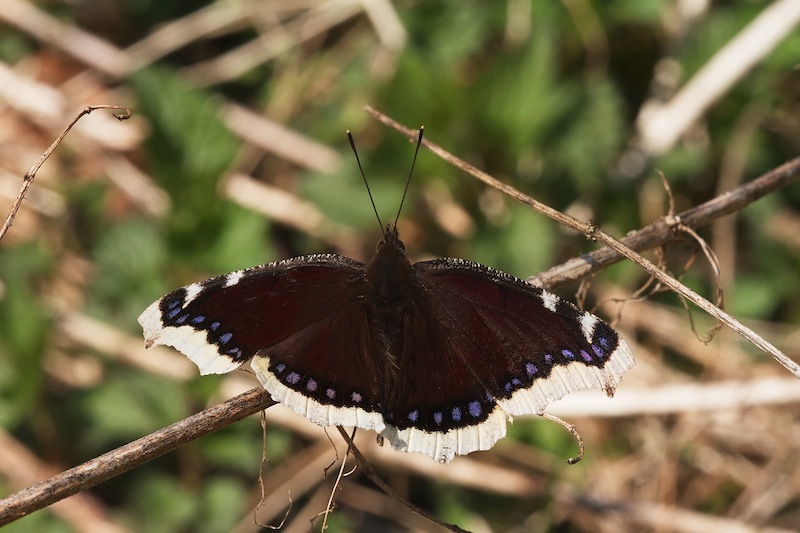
xmin=365 ymin=224 xmax=415 ymax=380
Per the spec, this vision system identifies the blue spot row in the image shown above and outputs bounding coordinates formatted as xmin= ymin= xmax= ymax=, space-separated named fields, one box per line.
xmin=412 ymin=398 xmax=490 ymax=429
xmin=504 ymin=377 xmax=522 ymax=393
xmin=270 ymin=361 xmax=373 ymax=409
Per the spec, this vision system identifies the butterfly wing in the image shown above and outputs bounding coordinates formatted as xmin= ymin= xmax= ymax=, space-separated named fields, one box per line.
xmin=379 ymin=258 xmax=634 ymax=463
xmin=138 ymin=254 xmax=386 ymax=431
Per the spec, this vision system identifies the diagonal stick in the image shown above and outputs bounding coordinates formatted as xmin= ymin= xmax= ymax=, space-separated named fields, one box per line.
xmin=366 ymin=105 xmax=800 ymax=380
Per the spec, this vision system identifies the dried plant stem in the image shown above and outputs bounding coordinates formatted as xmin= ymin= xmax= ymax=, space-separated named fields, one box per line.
xmin=0 ymin=387 xmax=275 ymax=527
xmin=336 ymin=428 xmax=469 ymax=533
xmin=589 ymin=235 xmax=798 ymax=378
xmin=536 ymin=157 xmax=800 ymax=287
xmin=0 ymin=105 xmax=131 ymax=242
xmin=365 ymin=106 xmax=800 ymax=380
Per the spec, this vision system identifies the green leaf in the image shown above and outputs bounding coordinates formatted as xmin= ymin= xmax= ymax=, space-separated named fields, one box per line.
xmin=555 ymin=80 xmax=626 ymax=187
xmin=88 ymin=218 xmax=167 ymax=324
xmin=131 ymin=67 xmax=240 ymax=249
xmin=125 ymin=473 xmax=196 ymax=533
xmin=471 ymin=203 xmax=555 ymax=278
xmin=196 ymin=478 xmax=249 ymax=533
xmin=80 ymin=373 xmax=186 ymax=444
xmin=0 ymin=243 xmax=52 ymax=427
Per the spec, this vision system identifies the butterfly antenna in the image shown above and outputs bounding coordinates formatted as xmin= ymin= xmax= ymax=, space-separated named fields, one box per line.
xmin=348 ymin=130 xmax=385 ymax=235
xmin=394 ymin=126 xmax=424 ymax=226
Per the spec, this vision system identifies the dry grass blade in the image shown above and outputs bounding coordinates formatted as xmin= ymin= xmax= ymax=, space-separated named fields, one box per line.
xmin=182 ymin=0 xmax=363 ymax=86
xmin=549 ymin=376 xmax=800 ymax=418
xmin=222 ymin=103 xmax=342 ymax=172
xmin=635 ymin=0 xmax=800 ymax=156
xmin=559 ymin=489 xmax=799 ymax=533
xmin=0 ymin=0 xmax=130 ymax=78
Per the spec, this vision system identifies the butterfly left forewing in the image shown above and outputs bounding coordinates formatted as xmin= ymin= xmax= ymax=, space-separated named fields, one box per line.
xmin=138 ymin=254 xmax=387 ymax=431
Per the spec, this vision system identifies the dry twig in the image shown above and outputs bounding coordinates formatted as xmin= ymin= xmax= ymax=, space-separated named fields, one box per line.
xmin=535 ymin=157 xmax=800 ymax=288
xmin=0 ymin=105 xmax=130 ymax=242
xmin=0 ymin=387 xmax=275 ymax=526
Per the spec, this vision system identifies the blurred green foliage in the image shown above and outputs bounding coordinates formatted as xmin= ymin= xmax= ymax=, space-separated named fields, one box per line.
xmin=1 ymin=0 xmax=798 ymax=531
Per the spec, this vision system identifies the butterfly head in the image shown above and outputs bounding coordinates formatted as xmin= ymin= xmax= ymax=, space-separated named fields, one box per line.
xmin=377 ymin=223 xmax=405 ymax=254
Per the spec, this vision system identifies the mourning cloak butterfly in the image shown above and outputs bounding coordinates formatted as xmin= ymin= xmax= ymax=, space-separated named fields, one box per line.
xmin=138 ymin=132 xmax=634 ymax=464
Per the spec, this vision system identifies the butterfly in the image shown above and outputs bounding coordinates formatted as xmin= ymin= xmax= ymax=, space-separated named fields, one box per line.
xmin=138 ymin=129 xmax=634 ymax=464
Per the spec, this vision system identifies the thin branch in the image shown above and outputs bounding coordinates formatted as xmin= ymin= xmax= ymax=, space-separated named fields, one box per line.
xmin=0 ymin=430 xmax=132 ymax=533
xmin=537 ymin=157 xmax=800 ymax=288
xmin=540 ymin=412 xmax=584 ymax=465
xmin=365 ymin=106 xmax=800 ymax=380
xmin=0 ymin=105 xmax=131 ymax=242
xmin=0 ymin=387 xmax=275 ymax=527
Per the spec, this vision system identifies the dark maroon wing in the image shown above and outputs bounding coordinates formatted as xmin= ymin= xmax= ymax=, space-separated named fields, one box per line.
xmin=378 ymin=257 xmax=633 ymax=463
xmin=138 ymin=254 xmax=388 ymax=431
